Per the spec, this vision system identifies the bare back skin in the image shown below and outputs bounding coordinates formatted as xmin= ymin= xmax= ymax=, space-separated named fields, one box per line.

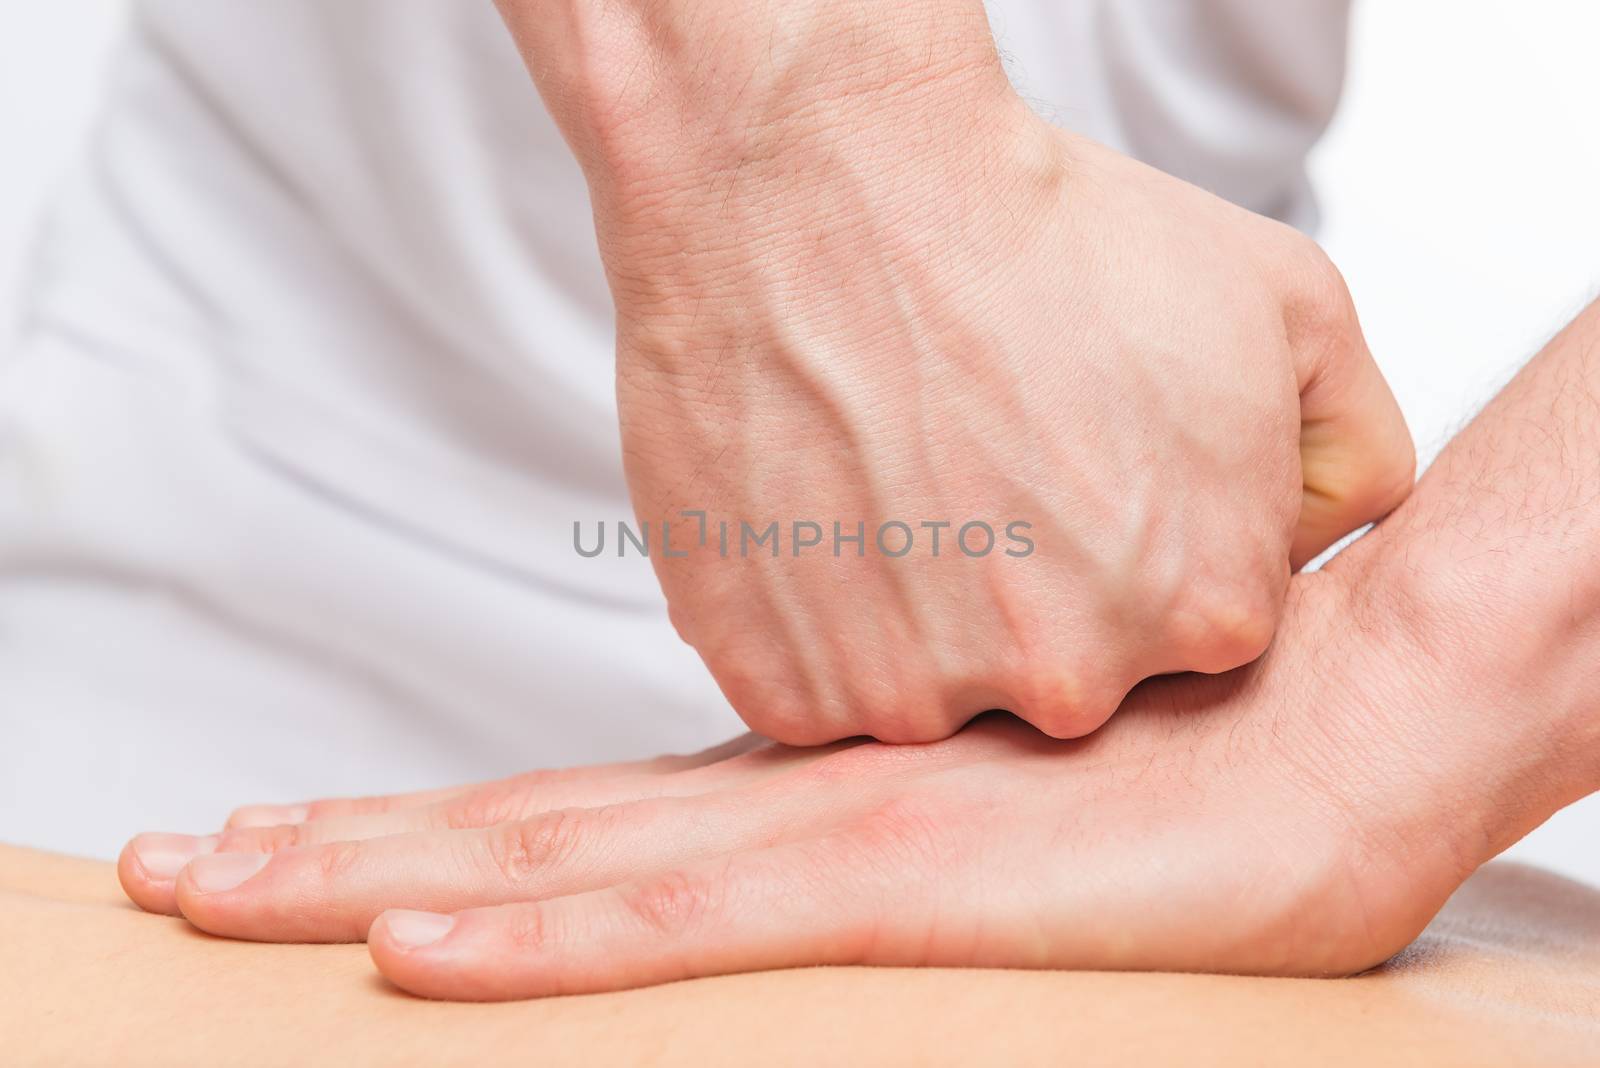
xmin=3 ymin=845 xmax=1596 ymax=1066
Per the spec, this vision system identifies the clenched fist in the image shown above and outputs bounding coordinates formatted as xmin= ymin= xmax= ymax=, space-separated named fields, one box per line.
xmin=501 ymin=0 xmax=1414 ymax=743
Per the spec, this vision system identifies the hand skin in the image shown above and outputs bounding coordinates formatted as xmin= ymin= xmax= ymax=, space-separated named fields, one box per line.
xmin=12 ymin=848 xmax=1600 ymax=1067
xmin=490 ymin=0 xmax=1415 ymax=744
xmin=118 ymin=299 xmax=1600 ymax=1000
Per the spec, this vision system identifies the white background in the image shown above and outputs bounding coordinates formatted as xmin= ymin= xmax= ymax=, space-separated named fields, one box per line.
xmin=3 ymin=3 xmax=1599 ymax=883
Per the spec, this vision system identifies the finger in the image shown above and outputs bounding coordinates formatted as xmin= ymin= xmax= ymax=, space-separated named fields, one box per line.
xmin=369 ymin=828 xmax=928 ymax=1000
xmin=218 ymin=772 xmax=715 ymax=852
xmin=174 ymin=791 xmax=819 ymax=943
xmin=117 ymin=834 xmax=218 ymax=916
xmin=124 ymin=736 xmax=784 ymax=917
xmin=1287 ymin=258 xmax=1416 ymax=568
xmin=221 ymin=734 xmax=763 ymax=830
xmin=218 ymin=734 xmax=796 ymax=852
xmin=127 ymin=765 xmax=716 ymax=920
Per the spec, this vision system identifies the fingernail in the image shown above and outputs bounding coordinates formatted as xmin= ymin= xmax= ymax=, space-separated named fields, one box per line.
xmin=229 ymin=803 xmax=310 ymax=829
xmin=186 ymin=852 xmax=271 ymax=894
xmin=383 ymin=910 xmax=455 ymax=949
xmin=132 ymin=833 xmax=218 ymax=880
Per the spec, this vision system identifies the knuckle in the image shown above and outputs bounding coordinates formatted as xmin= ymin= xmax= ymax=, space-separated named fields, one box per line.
xmin=1279 ymin=241 xmax=1362 ymax=366
xmin=1023 ymin=701 xmax=1114 ymax=740
xmin=1171 ymin=579 xmax=1281 ymax=673
xmin=1289 ymin=241 xmax=1355 ymax=323
xmin=733 ymin=686 xmax=829 ymax=746
xmin=703 ymin=640 xmax=834 ymax=744
xmin=505 ymin=767 xmax=572 ymax=793
xmin=314 ymin=840 xmax=364 ymax=884
xmin=217 ymin=824 xmax=303 ymax=853
xmin=846 ymin=795 xmax=953 ymax=873
xmin=301 ymin=801 xmax=336 ymax=821
xmin=306 ymin=795 xmax=386 ymax=820
xmin=1009 ymin=661 xmax=1118 ymax=739
xmin=442 ymin=786 xmax=531 ymax=831
xmin=502 ymin=905 xmax=549 ymax=954
xmin=620 ymin=868 xmax=720 ymax=938
xmin=853 ymin=682 xmax=965 ymax=745
xmin=223 ymin=806 xmax=264 ymax=830
xmin=483 ymin=811 xmax=581 ymax=885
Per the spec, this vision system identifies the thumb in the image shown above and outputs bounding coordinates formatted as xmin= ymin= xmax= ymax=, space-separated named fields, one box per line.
xmin=1287 ymin=259 xmax=1416 ymax=568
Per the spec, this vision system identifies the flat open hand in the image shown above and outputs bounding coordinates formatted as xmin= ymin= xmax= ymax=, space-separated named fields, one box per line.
xmin=121 ymin=558 xmax=1533 ymax=1001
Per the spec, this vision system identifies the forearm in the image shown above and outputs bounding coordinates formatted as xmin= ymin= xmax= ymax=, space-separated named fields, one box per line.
xmin=490 ymin=0 xmax=1039 ymax=374
xmin=492 ymin=0 xmax=1003 ymax=171
xmin=1339 ymin=298 xmax=1600 ymax=824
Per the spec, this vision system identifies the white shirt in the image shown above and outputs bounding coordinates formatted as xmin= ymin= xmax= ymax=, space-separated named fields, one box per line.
xmin=0 ymin=0 xmax=1348 ymax=856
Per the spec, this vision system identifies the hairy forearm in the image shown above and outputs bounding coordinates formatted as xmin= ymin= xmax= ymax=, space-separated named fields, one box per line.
xmin=490 ymin=0 xmax=1035 ymax=338
xmin=492 ymin=0 xmax=999 ymax=125
xmin=491 ymin=0 xmax=1009 ymax=189
xmin=1342 ymin=298 xmax=1600 ymax=813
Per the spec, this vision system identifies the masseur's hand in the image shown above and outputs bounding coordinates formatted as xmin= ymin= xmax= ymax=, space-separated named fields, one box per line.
xmin=119 ymin=307 xmax=1600 ymax=1000
xmin=120 ymin=557 xmax=1554 ymax=999
xmin=497 ymin=0 xmax=1413 ymax=743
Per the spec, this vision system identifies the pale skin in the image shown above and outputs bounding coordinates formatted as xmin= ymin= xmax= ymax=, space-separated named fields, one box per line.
xmin=8 ymin=847 xmax=1600 ymax=1066
xmin=118 ymin=300 xmax=1600 ymax=1000
xmin=502 ymin=0 xmax=1417 ymax=744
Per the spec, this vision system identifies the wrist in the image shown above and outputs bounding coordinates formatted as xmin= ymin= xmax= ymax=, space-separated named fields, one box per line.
xmin=1327 ymin=525 xmax=1600 ymax=856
